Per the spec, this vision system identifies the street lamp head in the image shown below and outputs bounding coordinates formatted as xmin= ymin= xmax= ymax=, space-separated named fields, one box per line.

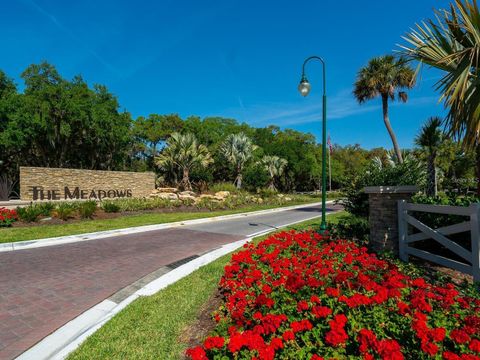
xmin=298 ymin=76 xmax=311 ymax=97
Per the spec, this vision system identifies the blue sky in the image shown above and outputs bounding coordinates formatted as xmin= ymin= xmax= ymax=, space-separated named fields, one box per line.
xmin=1 ymin=0 xmax=450 ymax=149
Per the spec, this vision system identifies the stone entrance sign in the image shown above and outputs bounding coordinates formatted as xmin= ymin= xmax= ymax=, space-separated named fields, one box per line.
xmin=20 ymin=167 xmax=155 ymax=201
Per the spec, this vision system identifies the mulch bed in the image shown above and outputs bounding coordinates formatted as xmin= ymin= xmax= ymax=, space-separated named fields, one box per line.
xmin=180 ymin=288 xmax=223 ymax=359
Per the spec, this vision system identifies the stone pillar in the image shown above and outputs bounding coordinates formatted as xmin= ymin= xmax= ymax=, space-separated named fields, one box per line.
xmin=364 ymin=186 xmax=418 ymax=255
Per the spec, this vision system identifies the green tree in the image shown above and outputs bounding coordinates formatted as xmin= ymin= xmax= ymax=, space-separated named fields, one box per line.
xmin=254 ymin=127 xmax=319 ymax=191
xmin=260 ymin=155 xmax=288 ymax=190
xmin=134 ymin=114 xmax=183 ymax=156
xmin=13 ymin=62 xmax=132 ymax=170
xmin=354 ymin=56 xmax=416 ymax=164
xmin=415 ymin=117 xmax=444 ymax=196
xmin=220 ymin=133 xmax=256 ymax=189
xmin=401 ymin=0 xmax=480 ymax=194
xmin=0 ymin=70 xmax=21 ymax=176
xmin=155 ymin=132 xmax=213 ymax=191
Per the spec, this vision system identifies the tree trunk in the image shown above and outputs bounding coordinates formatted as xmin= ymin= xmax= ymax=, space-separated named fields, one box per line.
xmin=180 ymin=168 xmax=191 ymax=191
xmin=426 ymin=153 xmax=436 ymax=197
xmin=235 ymin=173 xmax=242 ymax=189
xmin=382 ymin=95 xmax=403 ymax=164
xmin=268 ymin=179 xmax=276 ymax=190
xmin=235 ymin=166 xmax=243 ymax=189
xmin=268 ymin=170 xmax=276 ymax=190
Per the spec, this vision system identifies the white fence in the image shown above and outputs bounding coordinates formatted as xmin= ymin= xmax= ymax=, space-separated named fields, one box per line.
xmin=398 ymin=200 xmax=480 ymax=282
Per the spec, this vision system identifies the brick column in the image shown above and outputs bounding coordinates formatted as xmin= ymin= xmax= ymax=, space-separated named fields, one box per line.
xmin=364 ymin=186 xmax=417 ymax=255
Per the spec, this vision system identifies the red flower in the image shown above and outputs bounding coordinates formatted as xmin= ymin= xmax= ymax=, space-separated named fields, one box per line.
xmin=443 ymin=352 xmax=461 ymax=360
xmin=325 ymin=314 xmax=348 ymax=347
xmin=282 ymin=330 xmax=295 ymax=341
xmin=430 ymin=328 xmax=446 ymax=342
xmin=358 ymin=328 xmax=378 ymax=353
xmin=325 ymin=328 xmax=348 ymax=347
xmin=186 ymin=346 xmax=208 ymax=360
xmin=187 ymin=230 xmax=480 ymax=359
xmin=421 ymin=341 xmax=439 ymax=356
xmin=270 ymin=337 xmax=283 ymax=350
xmin=377 ymin=339 xmax=403 ymax=360
xmin=450 ymin=330 xmax=470 ymax=344
xmin=228 ymin=333 xmax=246 ymax=353
xmin=297 ymin=300 xmax=309 ymax=311
xmin=291 ymin=319 xmax=313 ymax=333
xmin=470 ymin=339 xmax=480 ymax=353
xmin=204 ymin=336 xmax=224 ymax=350
xmin=312 ymin=305 xmax=332 ymax=318
xmin=326 ymin=287 xmax=340 ymax=297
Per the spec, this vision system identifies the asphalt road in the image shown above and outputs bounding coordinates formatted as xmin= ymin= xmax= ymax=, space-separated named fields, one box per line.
xmin=0 ymin=202 xmax=341 ymax=359
xmin=183 ymin=202 xmax=342 ymax=236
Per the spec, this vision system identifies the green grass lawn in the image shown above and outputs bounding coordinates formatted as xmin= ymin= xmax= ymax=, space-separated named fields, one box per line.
xmin=67 ymin=211 xmax=345 ymax=360
xmin=0 ymin=199 xmax=327 ymax=244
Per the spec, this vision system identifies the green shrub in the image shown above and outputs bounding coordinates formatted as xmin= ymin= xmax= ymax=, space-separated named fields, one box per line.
xmin=243 ymin=163 xmax=269 ymax=190
xmin=209 ymin=182 xmax=240 ymax=194
xmin=195 ymin=197 xmax=224 ymax=211
xmin=55 ymin=203 xmax=76 ymax=221
xmin=256 ymin=187 xmax=278 ymax=198
xmin=35 ymin=202 xmax=55 ymax=216
xmin=102 ymin=200 xmax=121 ymax=213
xmin=78 ymin=201 xmax=97 ymax=219
xmin=16 ymin=204 xmax=44 ymax=222
xmin=343 ymin=155 xmax=425 ymax=218
xmin=327 ymin=213 xmax=369 ymax=244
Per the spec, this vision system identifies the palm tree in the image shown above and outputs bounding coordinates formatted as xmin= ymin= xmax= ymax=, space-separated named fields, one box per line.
xmin=415 ymin=117 xmax=444 ymax=196
xmin=260 ymin=155 xmax=288 ymax=190
xmin=220 ymin=133 xmax=256 ymax=189
xmin=155 ymin=132 xmax=213 ymax=191
xmin=354 ymin=56 xmax=416 ymax=164
xmin=401 ymin=0 xmax=480 ymax=194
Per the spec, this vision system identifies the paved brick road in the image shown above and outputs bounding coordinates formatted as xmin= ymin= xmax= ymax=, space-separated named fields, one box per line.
xmin=0 ymin=228 xmax=242 ymax=359
xmin=0 ymin=203 xmax=340 ymax=359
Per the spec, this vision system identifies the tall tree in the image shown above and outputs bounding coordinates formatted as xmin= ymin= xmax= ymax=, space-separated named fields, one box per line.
xmin=220 ymin=133 xmax=256 ymax=189
xmin=134 ymin=114 xmax=183 ymax=156
xmin=401 ymin=0 xmax=480 ymax=194
xmin=415 ymin=117 xmax=444 ymax=196
xmin=354 ymin=56 xmax=416 ymax=164
xmin=155 ymin=132 xmax=213 ymax=191
xmin=260 ymin=155 xmax=288 ymax=190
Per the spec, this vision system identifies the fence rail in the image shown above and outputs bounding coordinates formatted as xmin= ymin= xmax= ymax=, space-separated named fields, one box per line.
xmin=398 ymin=200 xmax=480 ymax=282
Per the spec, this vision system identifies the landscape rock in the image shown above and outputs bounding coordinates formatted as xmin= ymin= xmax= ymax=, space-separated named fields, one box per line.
xmin=153 ymin=192 xmax=178 ymax=200
xmin=214 ymin=191 xmax=230 ymax=198
xmin=199 ymin=194 xmax=216 ymax=199
xmin=179 ymin=194 xmax=196 ymax=201
xmin=156 ymin=187 xmax=178 ymax=193
xmin=179 ymin=190 xmax=196 ymax=197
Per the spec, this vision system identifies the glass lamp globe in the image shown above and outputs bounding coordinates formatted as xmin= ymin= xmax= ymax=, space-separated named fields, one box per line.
xmin=298 ymin=78 xmax=311 ymax=97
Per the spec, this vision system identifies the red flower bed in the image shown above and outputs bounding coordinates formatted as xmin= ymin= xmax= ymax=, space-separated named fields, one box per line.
xmin=0 ymin=207 xmax=17 ymax=227
xmin=187 ymin=230 xmax=480 ymax=360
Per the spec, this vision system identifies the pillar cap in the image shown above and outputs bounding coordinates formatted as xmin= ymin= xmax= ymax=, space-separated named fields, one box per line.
xmin=364 ymin=185 xmax=418 ymax=194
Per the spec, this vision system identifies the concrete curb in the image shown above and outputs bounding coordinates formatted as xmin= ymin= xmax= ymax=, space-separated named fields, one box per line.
xmin=17 ymin=210 xmax=339 ymax=360
xmin=1 ymin=201 xmax=333 ymax=252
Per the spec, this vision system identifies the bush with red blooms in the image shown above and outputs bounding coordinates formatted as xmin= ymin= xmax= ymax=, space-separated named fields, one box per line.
xmin=186 ymin=230 xmax=480 ymax=360
xmin=0 ymin=207 xmax=17 ymax=227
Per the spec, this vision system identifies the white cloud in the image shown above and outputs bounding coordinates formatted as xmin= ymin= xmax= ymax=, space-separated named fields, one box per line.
xmin=222 ymin=89 xmax=439 ymax=128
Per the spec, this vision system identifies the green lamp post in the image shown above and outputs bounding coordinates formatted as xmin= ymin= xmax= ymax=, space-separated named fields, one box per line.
xmin=298 ymin=56 xmax=327 ymax=233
